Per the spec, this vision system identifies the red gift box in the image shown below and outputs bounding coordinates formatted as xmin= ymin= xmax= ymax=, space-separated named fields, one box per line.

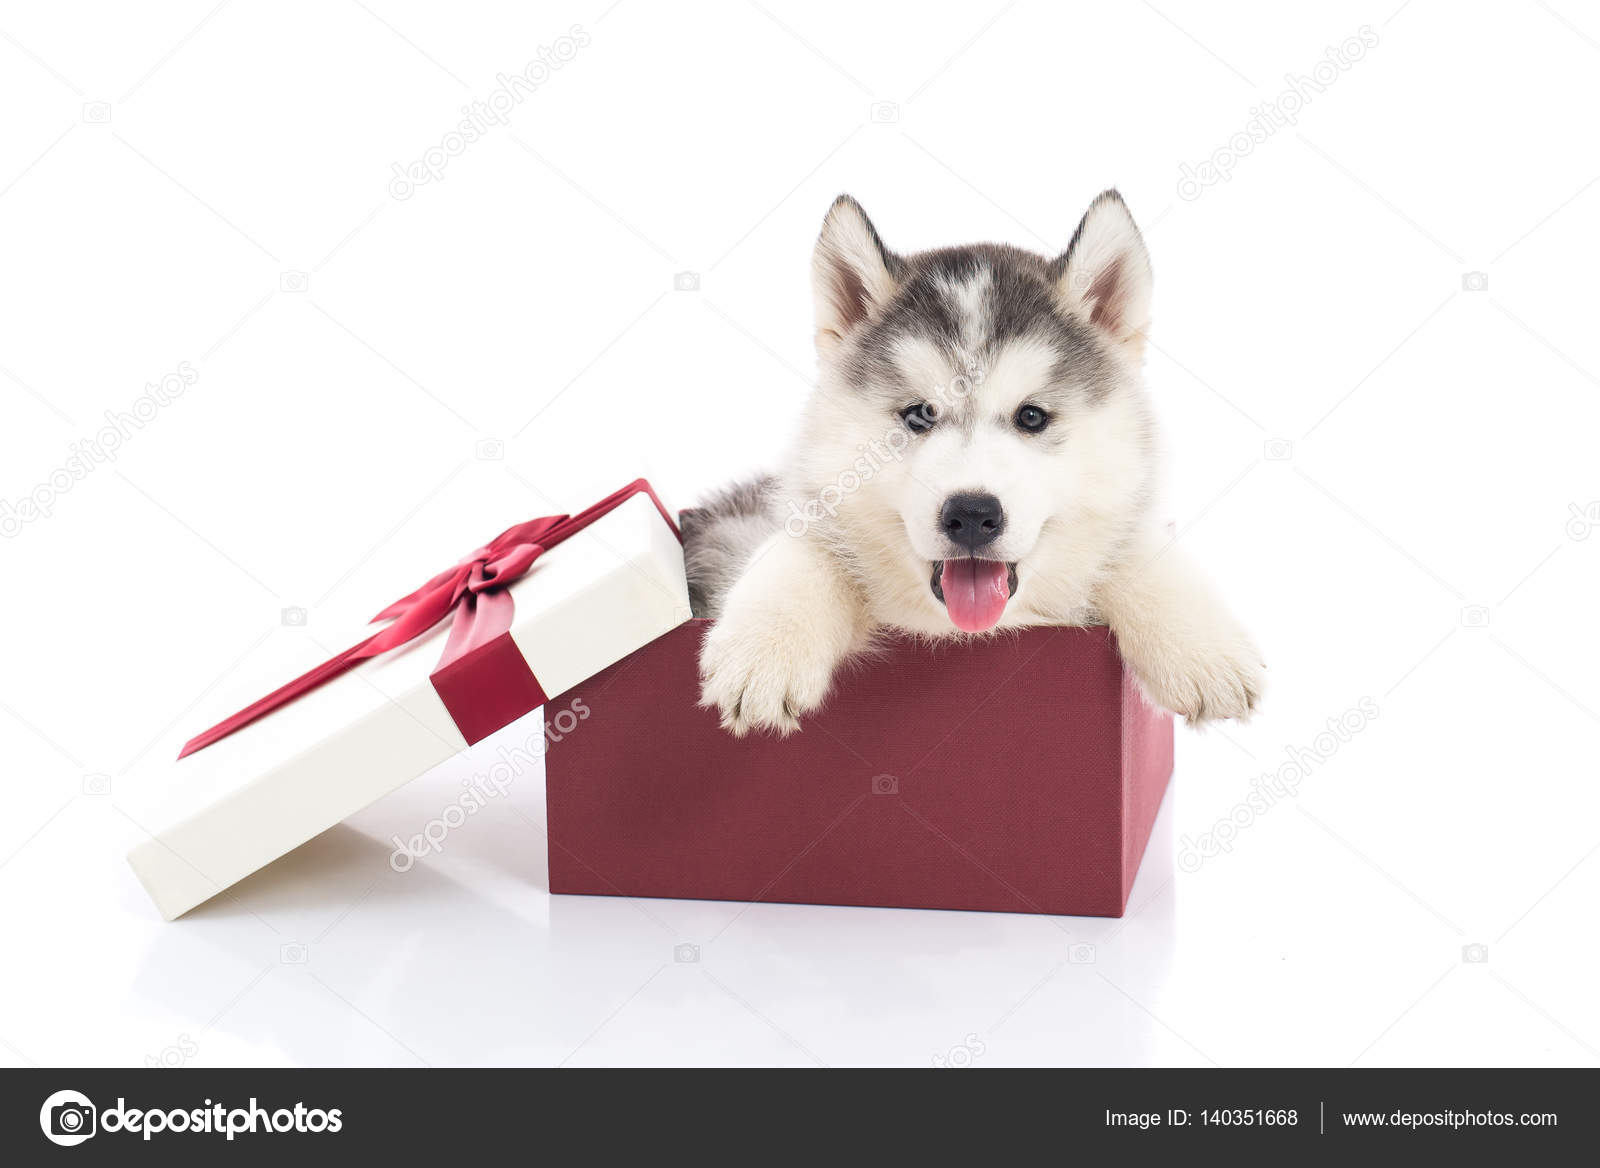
xmin=545 ymin=619 xmax=1173 ymax=917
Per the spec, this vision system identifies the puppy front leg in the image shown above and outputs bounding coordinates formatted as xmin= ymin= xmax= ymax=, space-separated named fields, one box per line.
xmin=1095 ymin=532 xmax=1264 ymax=723
xmin=698 ymin=532 xmax=867 ymax=736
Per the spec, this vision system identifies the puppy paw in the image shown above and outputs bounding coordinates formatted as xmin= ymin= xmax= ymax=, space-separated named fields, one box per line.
xmin=1131 ymin=632 xmax=1264 ymax=724
xmin=697 ymin=618 xmax=836 ymax=736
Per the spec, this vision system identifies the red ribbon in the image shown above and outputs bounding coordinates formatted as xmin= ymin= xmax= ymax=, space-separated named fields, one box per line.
xmin=178 ymin=480 xmax=678 ymax=759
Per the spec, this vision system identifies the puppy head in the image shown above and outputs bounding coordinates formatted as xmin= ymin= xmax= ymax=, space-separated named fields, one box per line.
xmin=800 ymin=192 xmax=1158 ymax=634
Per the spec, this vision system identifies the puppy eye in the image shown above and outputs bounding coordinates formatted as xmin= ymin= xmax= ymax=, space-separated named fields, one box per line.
xmin=900 ymin=402 xmax=937 ymax=433
xmin=1015 ymin=404 xmax=1050 ymax=433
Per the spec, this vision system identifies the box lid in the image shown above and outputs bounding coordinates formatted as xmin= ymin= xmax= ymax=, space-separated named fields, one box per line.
xmin=126 ymin=488 xmax=689 ymax=920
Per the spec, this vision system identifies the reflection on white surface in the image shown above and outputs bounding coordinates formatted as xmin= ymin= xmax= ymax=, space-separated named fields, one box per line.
xmin=9 ymin=705 xmax=1596 ymax=1068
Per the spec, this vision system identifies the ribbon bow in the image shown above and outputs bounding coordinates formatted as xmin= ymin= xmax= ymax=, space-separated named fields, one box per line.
xmin=178 ymin=480 xmax=675 ymax=759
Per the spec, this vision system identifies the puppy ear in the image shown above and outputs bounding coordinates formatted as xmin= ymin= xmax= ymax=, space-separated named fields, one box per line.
xmin=1054 ymin=190 xmax=1152 ymax=358
xmin=812 ymin=195 xmax=900 ymax=354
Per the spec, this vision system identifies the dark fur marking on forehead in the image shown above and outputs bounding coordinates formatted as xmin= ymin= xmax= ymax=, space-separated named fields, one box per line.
xmin=847 ymin=243 xmax=1113 ymax=401
xmin=846 ymin=259 xmax=961 ymax=390
xmin=1047 ymin=314 xmax=1112 ymax=399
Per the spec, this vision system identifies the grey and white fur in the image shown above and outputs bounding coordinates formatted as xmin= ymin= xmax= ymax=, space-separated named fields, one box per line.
xmin=689 ymin=191 xmax=1263 ymax=735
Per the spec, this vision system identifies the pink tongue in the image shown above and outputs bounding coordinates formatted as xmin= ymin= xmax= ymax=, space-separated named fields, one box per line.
xmin=942 ymin=559 xmax=1010 ymax=632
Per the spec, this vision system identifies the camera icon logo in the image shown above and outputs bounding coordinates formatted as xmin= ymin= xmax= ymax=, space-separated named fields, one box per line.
xmin=280 ymin=942 xmax=309 ymax=964
xmin=40 ymin=1090 xmax=97 ymax=1146
xmin=1461 ymin=943 xmax=1489 ymax=964
xmin=474 ymin=438 xmax=505 ymax=461
xmin=871 ymin=773 xmax=898 ymax=795
xmin=1461 ymin=271 xmax=1489 ymax=292
xmin=1263 ymin=438 xmax=1294 ymax=461
xmin=82 ymin=773 xmax=111 ymax=797
xmin=673 ymin=943 xmax=700 ymax=964
xmin=279 ymin=270 xmax=309 ymax=293
xmin=81 ymin=101 xmax=112 ymax=125
xmin=281 ymin=605 xmax=307 ymax=627
xmin=1067 ymin=943 xmax=1097 ymax=965
xmin=1459 ymin=605 xmax=1490 ymax=628
xmin=869 ymin=101 xmax=900 ymax=124
xmin=673 ymin=271 xmax=700 ymax=292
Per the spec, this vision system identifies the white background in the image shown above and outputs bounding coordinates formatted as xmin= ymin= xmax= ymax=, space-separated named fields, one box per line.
xmin=2 ymin=0 xmax=1598 ymax=1068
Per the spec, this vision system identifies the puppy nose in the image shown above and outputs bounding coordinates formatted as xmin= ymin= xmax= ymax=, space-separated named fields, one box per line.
xmin=940 ymin=492 xmax=1005 ymax=550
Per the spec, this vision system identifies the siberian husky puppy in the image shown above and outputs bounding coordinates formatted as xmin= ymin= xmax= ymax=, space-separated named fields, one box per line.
xmin=688 ymin=191 xmax=1262 ymax=735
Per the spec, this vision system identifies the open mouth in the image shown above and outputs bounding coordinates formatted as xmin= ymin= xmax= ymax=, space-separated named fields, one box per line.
xmin=930 ymin=559 xmax=1019 ymax=633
